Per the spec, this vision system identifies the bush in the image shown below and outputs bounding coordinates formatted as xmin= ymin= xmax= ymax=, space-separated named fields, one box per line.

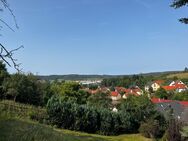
xmin=139 ymin=120 xmax=161 ymax=138
xmin=29 ymin=110 xmax=47 ymax=124
xmin=0 ymin=100 xmax=47 ymax=123
xmin=166 ymin=119 xmax=182 ymax=141
xmin=139 ymin=112 xmax=166 ymax=139
xmin=172 ymin=91 xmax=188 ymax=101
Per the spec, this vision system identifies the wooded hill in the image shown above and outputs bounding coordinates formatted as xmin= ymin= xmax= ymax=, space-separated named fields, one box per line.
xmin=37 ymin=71 xmax=184 ymax=81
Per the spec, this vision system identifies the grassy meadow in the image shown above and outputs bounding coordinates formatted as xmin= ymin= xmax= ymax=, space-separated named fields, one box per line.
xmin=0 ymin=117 xmax=152 ymax=141
xmin=167 ymin=72 xmax=188 ymax=79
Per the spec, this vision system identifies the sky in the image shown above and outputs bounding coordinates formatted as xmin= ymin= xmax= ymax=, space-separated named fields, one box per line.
xmin=1 ymin=0 xmax=188 ymax=75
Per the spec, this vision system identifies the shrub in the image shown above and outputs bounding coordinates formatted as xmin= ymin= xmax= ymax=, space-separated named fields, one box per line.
xmin=0 ymin=100 xmax=47 ymax=123
xmin=139 ymin=112 xmax=166 ymax=139
xmin=139 ymin=120 xmax=161 ymax=138
xmin=166 ymin=119 xmax=182 ymax=141
xmin=29 ymin=110 xmax=47 ymax=124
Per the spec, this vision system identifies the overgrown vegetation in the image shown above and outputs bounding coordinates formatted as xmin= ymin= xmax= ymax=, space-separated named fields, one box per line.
xmin=47 ymin=94 xmax=166 ymax=136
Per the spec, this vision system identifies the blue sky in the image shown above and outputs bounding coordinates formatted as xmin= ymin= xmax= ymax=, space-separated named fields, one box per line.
xmin=1 ymin=0 xmax=188 ymax=75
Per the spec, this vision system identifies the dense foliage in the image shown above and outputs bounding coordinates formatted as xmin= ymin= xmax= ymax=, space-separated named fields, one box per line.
xmin=101 ymin=75 xmax=154 ymax=89
xmin=172 ymin=90 xmax=188 ymax=101
xmin=2 ymin=73 xmax=52 ymax=106
xmin=0 ymin=61 xmax=9 ymax=99
xmin=47 ymin=95 xmax=164 ymax=136
xmin=155 ymin=88 xmax=169 ymax=99
xmin=139 ymin=113 xmax=166 ymax=139
xmin=87 ymin=92 xmax=112 ymax=109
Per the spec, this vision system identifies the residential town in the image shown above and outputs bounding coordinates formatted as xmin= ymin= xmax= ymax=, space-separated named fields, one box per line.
xmin=81 ymin=79 xmax=188 ymax=122
xmin=82 ymin=80 xmax=187 ymax=100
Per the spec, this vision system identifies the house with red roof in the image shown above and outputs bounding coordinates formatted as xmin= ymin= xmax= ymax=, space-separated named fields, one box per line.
xmin=111 ymin=91 xmax=121 ymax=101
xmin=162 ymin=81 xmax=187 ymax=93
xmin=162 ymin=86 xmax=176 ymax=91
xmin=123 ymin=87 xmax=143 ymax=99
xmin=115 ymin=87 xmax=126 ymax=94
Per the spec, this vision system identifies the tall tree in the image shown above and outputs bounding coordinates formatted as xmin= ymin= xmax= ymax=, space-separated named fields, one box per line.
xmin=171 ymin=0 xmax=188 ymax=24
xmin=0 ymin=61 xmax=9 ymax=99
xmin=87 ymin=92 xmax=112 ymax=109
xmin=3 ymin=73 xmax=45 ymax=106
xmin=155 ymin=88 xmax=168 ymax=99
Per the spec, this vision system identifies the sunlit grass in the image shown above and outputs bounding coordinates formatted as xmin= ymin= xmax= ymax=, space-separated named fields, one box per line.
xmin=167 ymin=72 xmax=188 ymax=79
xmin=0 ymin=116 xmax=152 ymax=141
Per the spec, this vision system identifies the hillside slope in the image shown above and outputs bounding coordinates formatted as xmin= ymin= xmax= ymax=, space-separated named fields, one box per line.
xmin=0 ymin=118 xmax=152 ymax=141
xmin=167 ymin=72 xmax=188 ymax=79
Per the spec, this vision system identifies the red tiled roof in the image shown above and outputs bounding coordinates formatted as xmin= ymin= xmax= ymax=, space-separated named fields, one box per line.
xmin=151 ymin=98 xmax=188 ymax=107
xmin=111 ymin=91 xmax=119 ymax=97
xmin=179 ymin=101 xmax=188 ymax=107
xmin=124 ymin=89 xmax=140 ymax=96
xmin=151 ymin=98 xmax=172 ymax=103
xmin=175 ymin=84 xmax=187 ymax=89
xmin=162 ymin=86 xmax=176 ymax=91
xmin=115 ymin=87 xmax=126 ymax=92
xmin=154 ymin=80 xmax=164 ymax=85
xmin=162 ymin=84 xmax=187 ymax=91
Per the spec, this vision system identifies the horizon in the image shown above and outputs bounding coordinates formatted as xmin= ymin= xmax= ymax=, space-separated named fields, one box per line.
xmin=35 ymin=69 xmax=183 ymax=76
xmin=2 ymin=0 xmax=188 ymax=75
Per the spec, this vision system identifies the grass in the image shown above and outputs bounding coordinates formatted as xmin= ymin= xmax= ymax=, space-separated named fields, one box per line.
xmin=0 ymin=115 xmax=152 ymax=141
xmin=167 ymin=72 xmax=188 ymax=79
xmin=182 ymin=126 xmax=188 ymax=138
xmin=0 ymin=100 xmax=152 ymax=141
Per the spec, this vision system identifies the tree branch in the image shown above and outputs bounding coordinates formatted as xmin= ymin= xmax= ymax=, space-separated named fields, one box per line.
xmin=179 ymin=18 xmax=188 ymax=24
xmin=0 ymin=0 xmax=18 ymax=29
xmin=171 ymin=0 xmax=188 ymax=8
xmin=0 ymin=43 xmax=23 ymax=72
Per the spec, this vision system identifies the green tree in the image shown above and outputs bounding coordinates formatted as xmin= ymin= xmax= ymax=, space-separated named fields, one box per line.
xmin=47 ymin=95 xmax=75 ymax=129
xmin=139 ymin=112 xmax=166 ymax=139
xmin=0 ymin=61 xmax=9 ymax=99
xmin=172 ymin=90 xmax=188 ymax=101
xmin=50 ymin=81 xmax=63 ymax=95
xmin=171 ymin=0 xmax=188 ymax=24
xmin=87 ymin=92 xmax=112 ymax=109
xmin=119 ymin=95 xmax=156 ymax=133
xmin=155 ymin=88 xmax=168 ymax=99
xmin=0 ymin=61 xmax=9 ymax=84
xmin=40 ymin=82 xmax=54 ymax=105
xmin=3 ymin=73 xmax=45 ymax=106
xmin=99 ymin=109 xmax=114 ymax=135
xmin=61 ymin=82 xmax=89 ymax=105
xmin=50 ymin=81 xmax=89 ymax=105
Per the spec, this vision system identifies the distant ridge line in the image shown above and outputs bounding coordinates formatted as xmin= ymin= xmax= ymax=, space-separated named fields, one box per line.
xmin=37 ymin=70 xmax=182 ymax=81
